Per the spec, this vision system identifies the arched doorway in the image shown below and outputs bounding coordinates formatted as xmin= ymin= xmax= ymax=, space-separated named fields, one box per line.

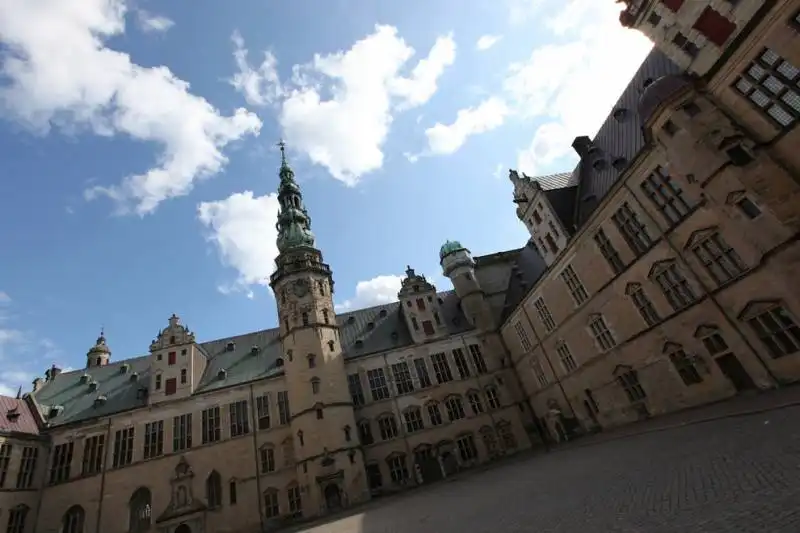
xmin=175 ymin=523 xmax=191 ymax=533
xmin=324 ymin=483 xmax=342 ymax=510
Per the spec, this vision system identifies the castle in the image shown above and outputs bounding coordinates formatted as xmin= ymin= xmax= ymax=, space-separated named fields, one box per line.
xmin=1 ymin=1 xmax=799 ymax=532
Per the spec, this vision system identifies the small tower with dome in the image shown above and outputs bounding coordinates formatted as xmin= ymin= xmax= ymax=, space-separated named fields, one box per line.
xmin=86 ymin=330 xmax=111 ymax=368
xmin=440 ymin=240 xmax=494 ymax=331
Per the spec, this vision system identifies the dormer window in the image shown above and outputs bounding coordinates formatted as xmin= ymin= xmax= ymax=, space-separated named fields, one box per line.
xmin=411 ymin=317 xmax=419 ymax=331
xmin=275 ymin=358 xmax=284 ymax=368
xmin=647 ymin=12 xmax=661 ymax=26
xmin=592 ymin=159 xmax=608 ymax=171
xmin=406 ymin=301 xmax=412 ymax=307
xmin=226 ymin=342 xmax=235 ymax=352
xmin=379 ymin=309 xmax=388 ymax=318
xmin=355 ymin=340 xmax=363 ymax=349
xmin=413 ymin=285 xmax=419 ymax=292
xmin=367 ymin=322 xmax=375 ymax=330
xmin=612 ymin=157 xmax=628 ymax=171
xmin=348 ymin=316 xmax=356 ymax=324
xmin=6 ymin=407 xmax=20 ymax=421
xmin=612 ymin=107 xmax=628 ymax=122
xmin=662 ymin=120 xmax=679 ymax=136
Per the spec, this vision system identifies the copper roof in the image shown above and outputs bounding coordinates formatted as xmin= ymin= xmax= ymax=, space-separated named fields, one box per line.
xmin=0 ymin=395 xmax=40 ymax=435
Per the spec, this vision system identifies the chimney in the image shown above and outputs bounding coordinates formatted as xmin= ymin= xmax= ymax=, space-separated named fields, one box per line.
xmin=47 ymin=364 xmax=62 ymax=382
xmin=571 ymin=136 xmax=592 ymax=158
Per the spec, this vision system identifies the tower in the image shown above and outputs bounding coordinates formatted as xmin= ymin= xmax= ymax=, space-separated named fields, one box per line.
xmin=440 ymin=241 xmax=495 ymax=331
xmin=86 ymin=329 xmax=111 ymax=368
xmin=268 ymin=142 xmax=368 ymax=515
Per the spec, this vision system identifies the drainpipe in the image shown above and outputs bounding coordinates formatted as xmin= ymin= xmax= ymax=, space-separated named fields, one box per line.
xmin=248 ymin=384 xmax=265 ymax=532
xmin=93 ymin=417 xmax=113 ymax=533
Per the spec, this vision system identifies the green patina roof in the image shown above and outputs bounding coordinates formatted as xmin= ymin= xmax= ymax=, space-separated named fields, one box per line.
xmin=276 ymin=141 xmax=316 ymax=252
xmin=439 ymin=240 xmax=465 ymax=260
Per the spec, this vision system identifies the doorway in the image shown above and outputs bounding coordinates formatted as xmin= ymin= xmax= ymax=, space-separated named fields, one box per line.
xmin=324 ymin=483 xmax=342 ymax=510
xmin=174 ymin=524 xmax=191 ymax=533
xmin=715 ymin=353 xmax=756 ymax=392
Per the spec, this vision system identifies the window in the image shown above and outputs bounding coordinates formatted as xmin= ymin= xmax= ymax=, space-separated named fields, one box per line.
xmin=47 ymin=441 xmax=73 ymax=485
xmin=358 ymin=420 xmax=374 ymax=445
xmin=206 ymin=471 xmax=222 ymax=509
xmin=168 ymin=351 xmax=176 ymax=365
xmin=666 ymin=344 xmax=703 ymax=385
xmin=129 ymin=487 xmax=151 ymax=533
xmin=433 ymin=311 xmax=441 ymax=325
xmin=736 ymin=196 xmax=762 ymax=219
xmin=155 ymin=374 xmax=162 ymax=390
xmin=260 ymin=446 xmax=276 ymax=473
xmin=202 ymin=406 xmax=221 ymax=444
xmin=514 ymin=321 xmax=533 ymax=352
xmin=589 ymin=315 xmax=616 ymax=351
xmin=556 ymin=342 xmax=577 ymax=372
xmin=180 ymin=368 xmax=187 ymax=384
xmin=422 ymin=320 xmax=435 ymax=335
xmin=229 ymin=400 xmax=250 ymax=437
xmin=0 ymin=443 xmax=10 ymax=487
xmin=531 ymin=357 xmax=548 ymax=387
xmin=311 ymin=378 xmax=321 ymax=395
xmin=16 ymin=446 xmax=38 ymax=488
xmin=367 ymin=368 xmax=390 ymax=401
xmin=532 ymin=210 xmax=542 ymax=224
xmin=545 ymin=233 xmax=558 ymax=253
xmin=629 ymin=284 xmax=660 ymax=326
xmin=445 ymin=396 xmax=465 ymax=421
xmin=594 ymin=228 xmax=625 ymax=274
xmin=413 ymin=358 xmax=432 ymax=388
xmin=7 ymin=505 xmax=28 ymax=533
xmin=561 ymin=265 xmax=588 ymax=305
xmin=256 ymin=394 xmax=271 ymax=430
xmin=62 ymin=505 xmax=85 ymax=533
xmin=691 ymin=232 xmax=746 ymax=285
xmin=392 ymin=362 xmax=415 ymax=394
xmin=456 ymin=434 xmax=478 ymax=461
xmin=652 ymin=262 xmax=696 ymax=311
xmin=747 ymin=305 xmax=800 ymax=358
xmin=143 ymin=420 xmax=164 ymax=460
xmin=662 ymin=119 xmax=679 ymax=136
xmin=467 ymin=391 xmax=484 ymax=415
xmin=641 ymin=167 xmax=691 ymax=227
xmin=322 ymin=309 xmax=329 ymax=324
xmin=534 ymin=298 xmax=556 ymax=332
xmin=302 ymin=312 xmax=309 ymax=326
xmin=387 ymin=454 xmax=409 ymax=484
xmin=416 ymin=298 xmax=426 ymax=310
xmin=347 ymin=374 xmax=365 ymax=406
xmin=288 ymin=485 xmax=302 ymax=517
xmin=230 ymin=481 xmax=238 ymax=505
xmin=682 ymin=101 xmax=701 ymax=117
xmin=378 ymin=415 xmax=398 ymax=440
xmin=469 ymin=344 xmax=488 ymax=374
xmin=277 ymin=391 xmax=290 ymax=425
xmin=692 ymin=6 xmax=736 ymax=46
xmin=411 ymin=317 xmax=419 ymax=330
xmin=612 ymin=202 xmax=653 ymax=256
xmin=263 ymin=489 xmax=279 ymax=518
xmin=617 ymin=370 xmax=647 ymax=402
xmin=404 ymin=408 xmax=424 ymax=432
xmin=173 ymin=414 xmax=192 ymax=452
xmin=431 ymin=352 xmax=454 ymax=383
xmin=113 ymin=427 xmax=134 ymax=468
xmin=165 ymin=377 xmax=177 ymax=396
xmin=308 ymin=354 xmax=316 ymax=368
xmin=427 ymin=402 xmax=443 ymax=426
xmin=315 ymin=406 xmax=323 ymax=419
xmin=647 ymin=12 xmax=662 ymax=25
xmin=318 ymin=280 xmax=326 ymax=295
xmin=485 ymin=386 xmax=501 ymax=410
xmin=452 ymin=348 xmax=471 ymax=379
xmin=672 ymin=32 xmax=699 ymax=58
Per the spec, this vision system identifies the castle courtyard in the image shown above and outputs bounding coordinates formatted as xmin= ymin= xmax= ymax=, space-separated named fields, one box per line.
xmin=296 ymin=404 xmax=800 ymax=533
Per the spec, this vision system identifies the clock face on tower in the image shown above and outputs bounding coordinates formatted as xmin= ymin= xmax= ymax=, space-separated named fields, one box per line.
xmin=293 ymin=279 xmax=309 ymax=298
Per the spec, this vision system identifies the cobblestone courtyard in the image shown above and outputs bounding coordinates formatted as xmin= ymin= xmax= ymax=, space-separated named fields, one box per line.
xmin=299 ymin=405 xmax=800 ymax=532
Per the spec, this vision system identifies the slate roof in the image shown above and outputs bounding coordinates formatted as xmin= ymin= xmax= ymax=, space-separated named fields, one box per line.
xmin=534 ymin=172 xmax=573 ymax=190
xmin=501 ymin=242 xmax=548 ymax=322
xmin=0 ymin=394 xmax=40 ymax=435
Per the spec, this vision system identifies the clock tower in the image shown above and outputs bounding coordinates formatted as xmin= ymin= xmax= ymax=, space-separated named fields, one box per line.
xmin=269 ymin=142 xmax=369 ymax=516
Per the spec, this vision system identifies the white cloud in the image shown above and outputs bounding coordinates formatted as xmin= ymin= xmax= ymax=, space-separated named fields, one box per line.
xmin=228 ymin=31 xmax=282 ymax=106
xmin=335 ymin=275 xmax=403 ymax=312
xmin=0 ymin=0 xmax=262 ymax=215
xmin=423 ymin=97 xmax=508 ymax=156
xmin=230 ymin=25 xmax=456 ymax=185
xmin=135 ymin=9 xmax=174 ymax=33
xmin=0 ymin=292 xmax=10 ymax=304
xmin=197 ymin=191 xmax=281 ymax=296
xmin=507 ymin=0 xmax=653 ymax=175
xmin=492 ymin=163 xmax=504 ymax=180
xmin=476 ymin=35 xmax=502 ymax=51
xmin=508 ymin=0 xmax=548 ymax=24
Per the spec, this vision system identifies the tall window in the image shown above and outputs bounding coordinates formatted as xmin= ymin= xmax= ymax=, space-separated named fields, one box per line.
xmin=264 ymin=489 xmax=280 ymax=518
xmin=690 ymin=231 xmax=746 ymax=285
xmin=49 ymin=441 xmax=74 ymax=484
xmin=229 ymin=400 xmax=250 ymax=437
xmin=143 ymin=421 xmax=164 ymax=460
xmin=129 ymin=487 xmax=151 ymax=533
xmin=468 ymin=344 xmax=488 ymax=374
xmin=612 ymin=202 xmax=653 ymax=256
xmin=734 ymin=48 xmax=799 ymax=130
xmin=62 ymin=505 xmax=85 ymax=533
xmin=16 ymin=446 xmax=38 ymax=488
xmin=173 ymin=414 xmax=192 ymax=452
xmin=378 ymin=415 xmax=398 ymax=440
xmin=387 ymin=454 xmax=409 ymax=484
xmin=367 ymin=368 xmax=390 ymax=401
xmin=641 ymin=167 xmax=691 ymax=227
xmin=430 ymin=352 xmax=454 ymax=383
xmin=256 ymin=393 xmax=271 ymax=430
xmin=413 ymin=358 xmax=432 ymax=388
xmin=485 ymin=386 xmax=501 ymax=410
xmin=358 ymin=420 xmax=374 ymax=445
xmin=445 ymin=396 xmax=465 ymax=421
xmin=427 ymin=402 xmax=443 ymax=426
xmin=652 ymin=262 xmax=696 ymax=311
xmin=514 ymin=321 xmax=533 ymax=352
xmin=617 ymin=370 xmax=647 ymax=403
xmin=556 ymin=341 xmax=577 ymax=372
xmin=560 ymin=265 xmax=589 ymax=305
xmin=288 ymin=484 xmax=302 ymax=517
xmin=628 ymin=284 xmax=660 ymax=326
xmin=467 ymin=391 xmax=484 ymax=415
xmin=404 ymin=408 xmax=424 ymax=433
xmin=0 ymin=443 xmax=10 ymax=487
xmin=497 ymin=422 xmax=518 ymax=450
xmin=347 ymin=374 xmax=365 ymax=406
xmin=746 ymin=304 xmax=800 ymax=358
xmin=7 ymin=505 xmax=28 ymax=533
xmin=206 ymin=471 xmax=222 ymax=509
xmin=81 ymin=435 xmax=104 ymax=477
xmin=594 ymin=228 xmax=625 ymax=274
xmin=589 ymin=315 xmax=616 ymax=352
xmin=277 ymin=391 xmax=290 ymax=425
xmin=391 ymin=361 xmax=415 ymax=394
xmin=451 ymin=349 xmax=471 ymax=379
xmin=534 ymin=298 xmax=556 ymax=332
xmin=202 ymin=406 xmax=221 ymax=444
xmin=666 ymin=344 xmax=703 ymax=385
xmin=260 ymin=445 xmax=276 ymax=473
xmin=531 ymin=357 xmax=548 ymax=387
xmin=456 ymin=434 xmax=478 ymax=462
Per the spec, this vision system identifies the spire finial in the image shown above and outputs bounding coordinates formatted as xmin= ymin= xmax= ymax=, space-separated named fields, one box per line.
xmin=16 ymin=385 xmax=22 ymax=399
xmin=277 ymin=139 xmax=287 ymax=165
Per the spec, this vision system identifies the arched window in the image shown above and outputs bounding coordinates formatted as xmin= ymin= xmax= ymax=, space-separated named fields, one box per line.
xmin=62 ymin=505 xmax=85 ymax=533
xmin=311 ymin=377 xmax=320 ymax=394
xmin=308 ymin=354 xmax=316 ymax=368
xmin=328 ymin=340 xmax=335 ymax=352
xmin=322 ymin=309 xmax=330 ymax=324
xmin=263 ymin=488 xmax=280 ymax=519
xmin=302 ymin=312 xmax=309 ymax=326
xmin=466 ymin=390 xmax=483 ymax=415
xmin=206 ymin=470 xmax=222 ymax=509
xmin=129 ymin=487 xmax=151 ymax=533
xmin=444 ymin=396 xmax=465 ymax=421
xmin=318 ymin=280 xmax=326 ymax=296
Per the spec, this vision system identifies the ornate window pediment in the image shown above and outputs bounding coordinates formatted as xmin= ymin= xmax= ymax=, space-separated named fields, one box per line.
xmin=694 ymin=324 xmax=719 ymax=338
xmin=376 ymin=411 xmax=394 ymax=420
xmin=624 ymin=282 xmax=642 ymax=295
xmin=413 ymin=443 xmax=432 ymax=452
xmin=738 ymin=299 xmax=782 ymax=321
xmin=586 ymin=312 xmax=602 ymax=324
xmin=661 ymin=341 xmax=682 ymax=354
xmin=683 ymin=226 xmax=718 ymax=250
xmin=385 ymin=451 xmax=405 ymax=461
xmin=648 ymin=258 xmax=676 ymax=279
xmin=725 ymin=190 xmax=747 ymax=205
xmin=612 ymin=364 xmax=633 ymax=376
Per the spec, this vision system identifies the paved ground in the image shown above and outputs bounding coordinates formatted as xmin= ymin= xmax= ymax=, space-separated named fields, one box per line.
xmin=297 ymin=405 xmax=800 ymax=532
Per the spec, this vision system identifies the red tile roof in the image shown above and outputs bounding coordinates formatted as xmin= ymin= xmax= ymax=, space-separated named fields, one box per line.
xmin=0 ymin=395 xmax=40 ymax=435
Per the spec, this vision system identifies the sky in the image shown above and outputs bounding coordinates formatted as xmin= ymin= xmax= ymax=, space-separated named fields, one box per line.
xmin=0 ymin=0 xmax=654 ymax=395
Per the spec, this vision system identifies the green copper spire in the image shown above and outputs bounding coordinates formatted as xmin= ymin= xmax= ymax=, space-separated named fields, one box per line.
xmin=275 ymin=141 xmax=316 ymax=253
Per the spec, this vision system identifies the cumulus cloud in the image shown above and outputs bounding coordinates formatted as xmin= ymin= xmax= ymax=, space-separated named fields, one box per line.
xmin=476 ymin=34 xmax=502 ymax=51
xmin=135 ymin=9 xmax=174 ymax=33
xmin=228 ymin=31 xmax=282 ymax=106
xmin=197 ymin=191 xmax=281 ymax=297
xmin=0 ymin=292 xmax=10 ymax=304
xmin=423 ymin=97 xmax=508 ymax=156
xmin=334 ymin=275 xmax=404 ymax=312
xmin=229 ymin=25 xmax=456 ymax=186
xmin=0 ymin=0 xmax=262 ymax=215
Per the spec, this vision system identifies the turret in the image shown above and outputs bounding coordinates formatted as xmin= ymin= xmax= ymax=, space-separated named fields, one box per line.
xmin=397 ymin=265 xmax=447 ymax=343
xmin=86 ymin=329 xmax=111 ymax=368
xmin=439 ymin=241 xmax=495 ymax=331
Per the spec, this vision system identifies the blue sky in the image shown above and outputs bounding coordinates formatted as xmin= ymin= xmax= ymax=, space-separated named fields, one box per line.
xmin=0 ymin=0 xmax=653 ymax=394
